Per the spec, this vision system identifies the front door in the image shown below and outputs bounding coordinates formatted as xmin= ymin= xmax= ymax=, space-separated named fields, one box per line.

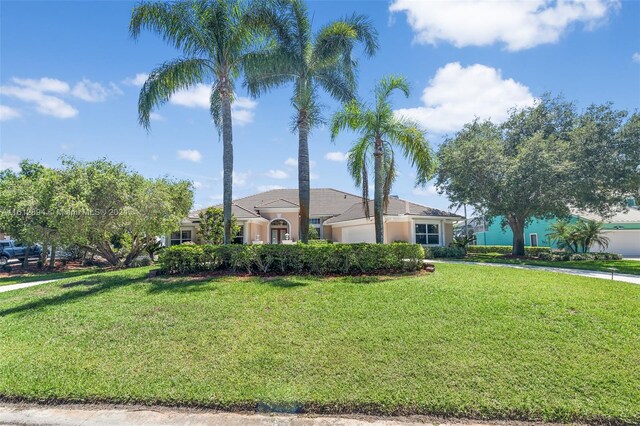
xmin=270 ymin=219 xmax=289 ymax=244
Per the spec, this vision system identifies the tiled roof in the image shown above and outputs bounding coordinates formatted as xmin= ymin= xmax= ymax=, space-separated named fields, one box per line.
xmin=325 ymin=198 xmax=463 ymax=224
xmin=255 ymin=198 xmax=299 ymax=208
xmin=575 ymin=207 xmax=640 ymax=224
xmin=191 ymin=202 xmax=261 ymax=219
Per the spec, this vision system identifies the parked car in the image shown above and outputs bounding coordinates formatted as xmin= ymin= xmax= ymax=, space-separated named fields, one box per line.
xmin=0 ymin=240 xmax=42 ymax=265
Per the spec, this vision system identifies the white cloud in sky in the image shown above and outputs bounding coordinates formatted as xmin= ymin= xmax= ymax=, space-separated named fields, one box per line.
xmin=151 ymin=154 xmax=159 ymax=161
xmin=0 ymin=153 xmax=21 ymax=172
xmin=284 ymin=157 xmax=298 ymax=167
xmin=123 ymin=73 xmax=149 ymax=87
xmin=11 ymin=77 xmax=70 ymax=93
xmin=633 ymin=52 xmax=640 ymax=63
xmin=0 ymin=105 xmax=21 ymax=121
xmin=71 ymin=79 xmax=111 ymax=102
xmin=395 ymin=62 xmax=534 ymax=134
xmin=209 ymin=194 xmax=223 ymax=200
xmin=192 ymin=181 xmax=204 ymax=189
xmin=325 ymin=151 xmax=348 ymax=162
xmin=150 ymin=112 xmax=164 ymax=121
xmin=233 ymin=171 xmax=251 ymax=188
xmin=177 ymin=149 xmax=202 ymax=162
xmin=170 ymin=84 xmax=257 ymax=125
xmin=310 ymin=172 xmax=319 ymax=180
xmin=0 ymin=83 xmax=78 ymax=119
xmin=389 ymin=0 xmax=618 ymax=51
xmin=412 ymin=185 xmax=438 ymax=196
xmin=258 ymin=185 xmax=285 ymax=192
xmin=265 ymin=169 xmax=289 ymax=179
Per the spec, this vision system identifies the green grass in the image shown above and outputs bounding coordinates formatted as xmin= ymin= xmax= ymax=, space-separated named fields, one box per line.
xmin=0 ymin=268 xmax=100 ymax=286
xmin=460 ymin=253 xmax=640 ymax=275
xmin=0 ymin=265 xmax=638 ymax=424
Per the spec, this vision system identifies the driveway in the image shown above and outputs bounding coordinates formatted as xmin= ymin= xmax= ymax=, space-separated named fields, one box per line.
xmin=0 ymin=279 xmax=59 ymax=294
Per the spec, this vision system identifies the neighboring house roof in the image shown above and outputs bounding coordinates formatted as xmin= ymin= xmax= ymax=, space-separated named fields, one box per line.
xmin=575 ymin=207 xmax=640 ymax=224
xmin=255 ymin=198 xmax=299 ymax=209
xmin=324 ymin=198 xmax=463 ymax=225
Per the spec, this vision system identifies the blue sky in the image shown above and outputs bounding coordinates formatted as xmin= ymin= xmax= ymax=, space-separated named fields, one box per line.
xmin=1 ymin=0 xmax=639 ymax=212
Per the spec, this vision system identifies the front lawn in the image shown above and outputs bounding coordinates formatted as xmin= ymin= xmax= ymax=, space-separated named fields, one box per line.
xmin=0 ymin=268 xmax=100 ymax=286
xmin=462 ymin=253 xmax=640 ymax=275
xmin=0 ymin=265 xmax=638 ymax=424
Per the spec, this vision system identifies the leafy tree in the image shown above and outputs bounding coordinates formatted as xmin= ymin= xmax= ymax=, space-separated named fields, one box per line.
xmin=197 ymin=207 xmax=240 ymax=245
xmin=436 ymin=97 xmax=640 ymax=256
xmin=330 ymin=76 xmax=434 ymax=243
xmin=130 ymin=0 xmax=268 ymax=244
xmin=58 ymin=158 xmax=192 ymax=267
xmin=244 ymin=0 xmax=378 ymax=242
xmin=307 ymin=225 xmax=319 ymax=240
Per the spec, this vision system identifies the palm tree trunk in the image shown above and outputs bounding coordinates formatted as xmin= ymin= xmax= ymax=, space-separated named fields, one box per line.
xmin=298 ymin=112 xmax=310 ymax=243
xmin=221 ymin=82 xmax=234 ymax=245
xmin=373 ymin=138 xmax=384 ymax=244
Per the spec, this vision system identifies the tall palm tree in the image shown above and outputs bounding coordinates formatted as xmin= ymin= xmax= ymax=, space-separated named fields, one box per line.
xmin=130 ymin=0 xmax=265 ymax=244
xmin=243 ymin=0 xmax=378 ymax=242
xmin=331 ymin=75 xmax=435 ymax=243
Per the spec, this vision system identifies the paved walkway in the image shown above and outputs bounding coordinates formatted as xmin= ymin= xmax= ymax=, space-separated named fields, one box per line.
xmin=0 ymin=405 xmax=528 ymax=426
xmin=0 ymin=279 xmax=59 ymax=294
xmin=435 ymin=260 xmax=640 ymax=285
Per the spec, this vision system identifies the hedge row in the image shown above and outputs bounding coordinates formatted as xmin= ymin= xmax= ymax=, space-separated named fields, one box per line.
xmin=158 ymin=243 xmax=425 ymax=275
xmin=467 ymin=245 xmax=551 ymax=256
xmin=538 ymin=252 xmax=623 ymax=261
xmin=424 ymin=246 xmax=466 ymax=259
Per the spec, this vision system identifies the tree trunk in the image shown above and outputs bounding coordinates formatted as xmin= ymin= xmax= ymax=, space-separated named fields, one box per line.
xmin=373 ymin=138 xmax=384 ymax=244
xmin=22 ymin=246 xmax=30 ymax=269
xmin=508 ymin=216 xmax=525 ymax=256
xmin=221 ymin=81 xmax=234 ymax=245
xmin=41 ymin=236 xmax=50 ymax=263
xmin=49 ymin=244 xmax=56 ymax=268
xmin=298 ymin=112 xmax=310 ymax=243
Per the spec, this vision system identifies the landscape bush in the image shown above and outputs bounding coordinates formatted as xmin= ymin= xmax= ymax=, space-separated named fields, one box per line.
xmin=538 ymin=252 xmax=623 ymax=261
xmin=424 ymin=246 xmax=466 ymax=259
xmin=467 ymin=245 xmax=551 ymax=256
xmin=158 ymin=243 xmax=425 ymax=275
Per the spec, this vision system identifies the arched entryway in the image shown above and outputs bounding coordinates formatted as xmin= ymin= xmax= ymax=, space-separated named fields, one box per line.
xmin=269 ymin=219 xmax=290 ymax=244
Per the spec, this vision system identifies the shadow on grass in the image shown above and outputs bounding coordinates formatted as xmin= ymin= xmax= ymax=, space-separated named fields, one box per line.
xmin=0 ymin=273 xmax=142 ymax=317
xmin=146 ymin=276 xmax=225 ymax=294
xmin=0 ymin=269 xmax=100 ymax=286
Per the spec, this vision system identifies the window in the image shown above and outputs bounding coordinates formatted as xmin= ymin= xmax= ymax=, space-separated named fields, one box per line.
xmin=310 ymin=218 xmax=322 ymax=238
xmin=530 ymin=233 xmax=539 ymax=247
xmin=170 ymin=230 xmax=192 ymax=245
xmin=415 ymin=223 xmax=440 ymax=245
xmin=232 ymin=225 xmax=244 ymax=244
xmin=0 ymin=242 xmax=9 ymax=248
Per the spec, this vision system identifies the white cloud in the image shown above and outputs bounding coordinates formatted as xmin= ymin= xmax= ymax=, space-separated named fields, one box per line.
xmin=0 ymin=105 xmax=21 ymax=121
xmin=257 ymin=185 xmax=285 ymax=192
xmin=150 ymin=112 xmax=164 ymax=121
xmin=233 ymin=171 xmax=251 ymax=187
xmin=71 ymin=79 xmax=114 ymax=102
xmin=390 ymin=0 xmax=618 ymax=51
xmin=11 ymin=77 xmax=70 ymax=93
xmin=193 ymin=181 xmax=204 ymax=189
xmin=633 ymin=52 xmax=640 ymax=63
xmin=209 ymin=194 xmax=223 ymax=200
xmin=412 ymin=185 xmax=438 ymax=196
xmin=284 ymin=157 xmax=298 ymax=167
xmin=170 ymin=84 xmax=257 ymax=125
xmin=0 ymin=84 xmax=78 ymax=119
xmin=265 ymin=169 xmax=289 ymax=179
xmin=123 ymin=73 xmax=149 ymax=87
xmin=395 ymin=62 xmax=534 ymax=134
xmin=151 ymin=154 xmax=159 ymax=161
xmin=310 ymin=172 xmax=319 ymax=180
xmin=0 ymin=153 xmax=21 ymax=172
xmin=325 ymin=151 xmax=348 ymax=162
xmin=177 ymin=149 xmax=202 ymax=162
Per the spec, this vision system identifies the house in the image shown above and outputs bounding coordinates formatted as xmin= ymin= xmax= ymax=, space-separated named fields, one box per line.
xmin=168 ymin=188 xmax=462 ymax=246
xmin=474 ymin=206 xmax=640 ymax=257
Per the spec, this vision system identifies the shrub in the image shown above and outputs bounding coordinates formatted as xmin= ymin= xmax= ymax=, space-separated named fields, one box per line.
xmin=157 ymin=243 xmax=425 ymax=275
xmin=467 ymin=245 xmax=551 ymax=256
xmin=1 ymin=265 xmax=11 ymax=273
xmin=130 ymin=257 xmax=152 ymax=267
xmin=538 ymin=251 xmax=622 ymax=261
xmin=426 ymin=246 xmax=466 ymax=259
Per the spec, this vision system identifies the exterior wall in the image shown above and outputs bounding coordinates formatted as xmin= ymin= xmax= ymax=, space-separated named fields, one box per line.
xmin=444 ymin=222 xmax=454 ymax=246
xmin=474 ymin=216 xmax=561 ymax=248
xmin=247 ymin=222 xmax=268 ymax=243
xmin=331 ymin=227 xmax=342 ymax=242
xmin=385 ymin=221 xmax=411 ymax=243
xmin=322 ymin=225 xmax=333 ymax=241
xmin=341 ymin=223 xmax=376 ymax=243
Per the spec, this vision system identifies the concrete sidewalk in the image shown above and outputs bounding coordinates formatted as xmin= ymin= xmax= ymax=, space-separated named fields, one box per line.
xmin=0 ymin=279 xmax=59 ymax=294
xmin=0 ymin=405 xmax=517 ymax=426
xmin=435 ymin=260 xmax=640 ymax=285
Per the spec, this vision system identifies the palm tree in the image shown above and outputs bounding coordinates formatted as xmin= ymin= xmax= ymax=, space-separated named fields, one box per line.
xmin=547 ymin=219 xmax=578 ymax=253
xmin=130 ymin=0 xmax=265 ymax=244
xmin=575 ymin=219 xmax=609 ymax=252
xmin=330 ymin=76 xmax=435 ymax=243
xmin=243 ymin=0 xmax=378 ymax=242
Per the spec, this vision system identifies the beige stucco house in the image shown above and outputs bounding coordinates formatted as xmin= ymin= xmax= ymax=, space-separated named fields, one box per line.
xmin=168 ymin=188 xmax=462 ymax=246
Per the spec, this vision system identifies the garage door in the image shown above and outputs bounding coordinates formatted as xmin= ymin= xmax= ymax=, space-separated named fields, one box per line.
xmin=593 ymin=230 xmax=640 ymax=257
xmin=341 ymin=224 xmax=376 ymax=243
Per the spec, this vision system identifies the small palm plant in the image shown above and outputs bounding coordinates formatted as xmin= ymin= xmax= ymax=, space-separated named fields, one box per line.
xmin=547 ymin=220 xmax=578 ymax=253
xmin=330 ymin=76 xmax=435 ymax=243
xmin=130 ymin=0 xmax=267 ymax=244
xmin=575 ymin=220 xmax=609 ymax=252
xmin=244 ymin=0 xmax=378 ymax=242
